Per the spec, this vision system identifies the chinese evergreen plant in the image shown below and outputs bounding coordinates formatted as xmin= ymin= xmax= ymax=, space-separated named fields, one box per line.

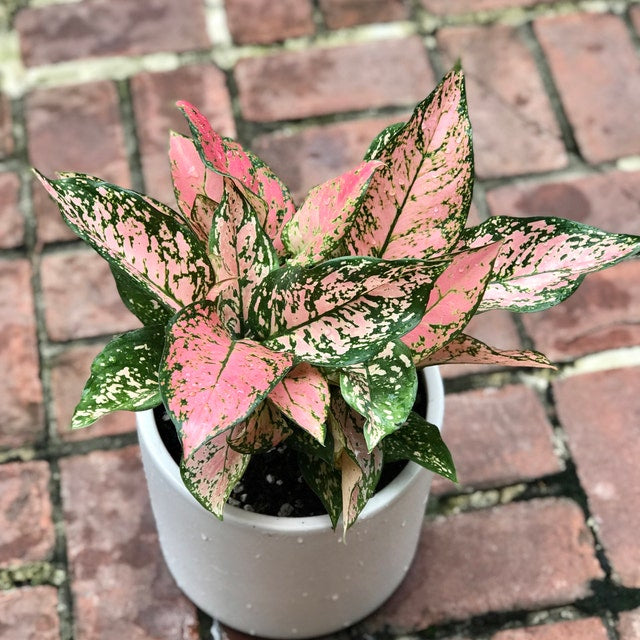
xmin=37 ymin=66 xmax=640 ymax=532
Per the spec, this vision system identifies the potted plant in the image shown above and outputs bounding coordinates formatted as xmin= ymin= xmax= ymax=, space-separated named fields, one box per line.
xmin=36 ymin=66 xmax=640 ymax=638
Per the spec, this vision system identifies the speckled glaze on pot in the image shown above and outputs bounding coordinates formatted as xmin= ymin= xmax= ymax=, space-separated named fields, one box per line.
xmin=136 ymin=367 xmax=444 ymax=639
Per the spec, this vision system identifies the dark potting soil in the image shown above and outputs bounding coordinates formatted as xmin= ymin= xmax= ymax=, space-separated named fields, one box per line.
xmin=153 ymin=378 xmax=426 ymax=518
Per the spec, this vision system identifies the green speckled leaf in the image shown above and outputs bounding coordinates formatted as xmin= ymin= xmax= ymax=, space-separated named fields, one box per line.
xmin=71 ymin=325 xmax=164 ymax=429
xmin=383 ymin=412 xmax=456 ymax=482
xmin=297 ymin=451 xmax=342 ymax=529
xmin=340 ymin=340 xmax=417 ymax=451
xmin=363 ymin=122 xmax=406 ymax=162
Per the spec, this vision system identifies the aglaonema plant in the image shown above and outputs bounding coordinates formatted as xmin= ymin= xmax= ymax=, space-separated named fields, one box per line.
xmin=36 ymin=65 xmax=640 ymax=533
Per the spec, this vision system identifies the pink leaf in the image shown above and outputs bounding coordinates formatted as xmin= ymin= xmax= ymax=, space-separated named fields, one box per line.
xmin=402 ymin=243 xmax=501 ymax=364
xmin=160 ymin=301 xmax=294 ymax=457
xmin=181 ymin=431 xmax=249 ymax=518
xmin=462 ymin=216 xmax=640 ymax=312
xmin=283 ymin=160 xmax=382 ymax=264
xmin=178 ymin=101 xmax=295 ymax=254
xmin=268 ymin=363 xmax=329 ymax=443
xmin=35 ymin=172 xmax=213 ymax=311
xmin=169 ymin=132 xmax=224 ymax=239
xmin=228 ymin=401 xmax=292 ymax=454
xmin=347 ymin=66 xmax=473 ymax=260
xmin=206 ymin=179 xmax=279 ymax=334
xmin=417 ymin=334 xmax=553 ymax=369
xmin=332 ymin=393 xmax=383 ymax=533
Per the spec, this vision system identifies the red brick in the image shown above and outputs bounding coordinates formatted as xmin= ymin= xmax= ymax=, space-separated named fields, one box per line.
xmin=554 ymin=367 xmax=640 ymax=588
xmin=27 ymin=81 xmax=130 ymax=244
xmin=319 ymin=0 xmax=409 ymax=29
xmin=60 ymin=447 xmax=199 ymax=640
xmin=0 ymin=260 xmax=44 ymax=449
xmin=432 ymin=385 xmax=561 ymax=494
xmin=0 ymin=586 xmax=60 ymax=640
xmin=520 ymin=259 xmax=640 ymax=361
xmin=15 ymin=0 xmax=209 ymax=67
xmin=40 ymin=249 xmax=140 ymax=342
xmin=437 ymin=25 xmax=567 ymax=179
xmin=250 ymin=115 xmax=407 ymax=203
xmin=486 ymin=170 xmax=640 ymax=236
xmin=50 ymin=343 xmax=136 ymax=441
xmin=535 ymin=13 xmax=640 ymax=163
xmin=225 ymin=0 xmax=314 ymax=44
xmin=440 ymin=309 xmax=523 ymax=378
xmin=0 ymin=461 xmax=54 ymax=566
xmin=0 ymin=172 xmax=23 ymax=249
xmin=619 ymin=607 xmax=640 ymax=640
xmin=370 ymin=499 xmax=603 ymax=632
xmin=235 ymin=37 xmax=434 ymax=122
xmin=422 ymin=0 xmax=557 ymax=13
xmin=0 ymin=93 xmax=13 ymax=158
xmin=131 ymin=64 xmax=235 ymax=206
xmin=492 ymin=618 xmax=608 ymax=640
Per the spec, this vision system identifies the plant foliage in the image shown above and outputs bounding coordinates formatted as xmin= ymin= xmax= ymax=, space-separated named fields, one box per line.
xmin=37 ymin=66 xmax=640 ymax=531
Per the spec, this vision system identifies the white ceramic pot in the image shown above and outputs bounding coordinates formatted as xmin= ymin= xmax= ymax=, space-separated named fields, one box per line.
xmin=136 ymin=366 xmax=444 ymax=639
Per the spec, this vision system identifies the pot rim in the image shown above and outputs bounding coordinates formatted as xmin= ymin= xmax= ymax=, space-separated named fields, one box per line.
xmin=136 ymin=366 xmax=443 ymax=534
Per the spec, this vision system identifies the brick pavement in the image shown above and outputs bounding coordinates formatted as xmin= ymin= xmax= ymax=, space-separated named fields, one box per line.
xmin=1 ymin=1 xmax=639 ymax=639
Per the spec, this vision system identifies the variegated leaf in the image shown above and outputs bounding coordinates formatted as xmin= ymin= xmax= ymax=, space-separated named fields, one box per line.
xmin=289 ymin=424 xmax=335 ymax=465
xmin=169 ymin=132 xmax=224 ymax=234
xmin=297 ymin=451 xmax=342 ymax=528
xmin=110 ymin=264 xmax=173 ymax=326
xmin=159 ymin=300 xmax=294 ymax=456
xmin=418 ymin=333 xmax=553 ymax=369
xmin=462 ymin=216 xmax=640 ymax=313
xmin=347 ymin=66 xmax=473 ymax=260
xmin=402 ymin=243 xmax=501 ymax=364
xmin=228 ymin=401 xmax=292 ymax=454
xmin=250 ymin=257 xmax=448 ymax=367
xmin=383 ymin=411 xmax=456 ymax=482
xmin=181 ymin=432 xmax=250 ymax=518
xmin=282 ymin=160 xmax=382 ymax=265
xmin=72 ymin=326 xmax=164 ymax=429
xmin=35 ymin=172 xmax=213 ymax=311
xmin=363 ymin=122 xmax=406 ymax=162
xmin=268 ymin=363 xmax=329 ymax=443
xmin=331 ymin=393 xmax=383 ymax=532
xmin=340 ymin=340 xmax=417 ymax=451
xmin=206 ymin=179 xmax=280 ymax=335
xmin=178 ymin=101 xmax=295 ymax=254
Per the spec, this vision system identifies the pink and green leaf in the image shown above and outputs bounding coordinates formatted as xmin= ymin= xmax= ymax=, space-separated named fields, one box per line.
xmin=331 ymin=393 xmax=383 ymax=532
xmin=402 ymin=243 xmax=501 ymax=364
xmin=159 ymin=300 xmax=294 ymax=457
xmin=206 ymin=179 xmax=280 ymax=335
xmin=35 ymin=172 xmax=213 ymax=311
xmin=461 ymin=216 xmax=640 ymax=313
xmin=340 ymin=340 xmax=417 ymax=451
xmin=347 ymin=65 xmax=473 ymax=260
xmin=228 ymin=401 xmax=292 ymax=454
xmin=178 ymin=101 xmax=295 ymax=254
xmin=181 ymin=432 xmax=250 ymax=518
xmin=282 ymin=160 xmax=382 ymax=265
xmin=72 ymin=326 xmax=164 ymax=429
xmin=268 ymin=363 xmax=329 ymax=443
xmin=363 ymin=122 xmax=406 ymax=162
xmin=297 ymin=452 xmax=342 ymax=528
xmin=383 ymin=412 xmax=456 ymax=482
xmin=417 ymin=333 xmax=553 ymax=369
xmin=169 ymin=132 xmax=224 ymax=235
xmin=250 ymin=257 xmax=449 ymax=367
